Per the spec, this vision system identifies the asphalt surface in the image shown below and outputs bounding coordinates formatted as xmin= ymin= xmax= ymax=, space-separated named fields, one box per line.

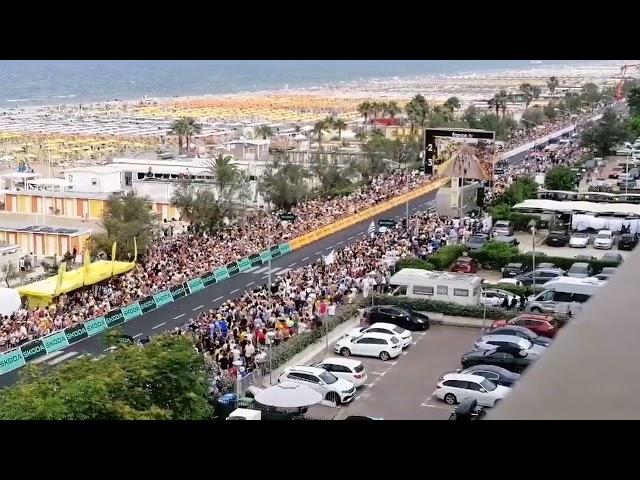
xmin=304 ymin=325 xmax=483 ymax=420
xmin=0 ymin=189 xmax=439 ymax=387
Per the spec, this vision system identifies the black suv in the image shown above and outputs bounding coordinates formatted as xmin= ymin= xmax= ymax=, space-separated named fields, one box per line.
xmin=362 ymin=306 xmax=430 ymax=331
xmin=502 ymin=262 xmax=528 ymax=278
xmin=545 ymin=230 xmax=570 ymax=247
xmin=618 ymin=234 xmax=638 ymax=251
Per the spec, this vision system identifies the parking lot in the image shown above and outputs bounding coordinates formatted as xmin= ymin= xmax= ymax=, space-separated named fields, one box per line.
xmin=512 ymin=231 xmax=632 ymax=261
xmin=303 ymin=325 xmax=483 ymax=420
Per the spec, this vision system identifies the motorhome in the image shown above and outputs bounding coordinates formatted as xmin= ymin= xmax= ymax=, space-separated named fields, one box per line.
xmin=388 ymin=269 xmax=482 ymax=306
xmin=526 ymin=277 xmax=605 ymax=314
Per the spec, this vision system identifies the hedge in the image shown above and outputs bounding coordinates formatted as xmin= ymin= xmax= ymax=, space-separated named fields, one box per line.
xmin=468 ymin=250 xmax=620 ymax=273
xmin=396 ymin=258 xmax=434 ymax=270
xmin=427 ymin=245 xmax=464 ymax=270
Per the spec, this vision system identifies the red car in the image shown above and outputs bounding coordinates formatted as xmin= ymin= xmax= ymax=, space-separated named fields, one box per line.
xmin=491 ymin=314 xmax=558 ymax=338
xmin=451 ymin=256 xmax=479 ymax=274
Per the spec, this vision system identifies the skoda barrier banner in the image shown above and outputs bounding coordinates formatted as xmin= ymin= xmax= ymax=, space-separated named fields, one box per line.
xmin=20 ymin=339 xmax=47 ymax=363
xmin=214 ymin=266 xmax=229 ymax=282
xmin=187 ymin=278 xmax=205 ymax=293
xmin=238 ymin=258 xmax=252 ymax=272
xmin=84 ymin=317 xmax=108 ymax=337
xmin=201 ymin=271 xmax=217 ymax=287
xmin=121 ymin=302 xmax=143 ymax=322
xmin=170 ymin=283 xmax=187 ymax=301
xmin=0 ymin=349 xmax=25 ymax=374
xmin=139 ymin=296 xmax=158 ymax=314
xmin=269 ymin=245 xmax=282 ymax=259
xmin=104 ymin=309 xmax=125 ymax=328
xmin=153 ymin=290 xmax=174 ymax=307
xmin=64 ymin=324 xmax=88 ymax=345
xmin=42 ymin=330 xmax=69 ymax=354
xmin=226 ymin=262 xmax=240 ymax=277
xmin=279 ymin=243 xmax=292 ymax=255
xmin=259 ymin=250 xmax=271 ymax=263
xmin=249 ymin=253 xmax=262 ymax=267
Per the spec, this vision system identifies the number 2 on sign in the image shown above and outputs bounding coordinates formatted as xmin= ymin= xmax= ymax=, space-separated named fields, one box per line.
xmin=427 ymin=143 xmax=434 ymax=152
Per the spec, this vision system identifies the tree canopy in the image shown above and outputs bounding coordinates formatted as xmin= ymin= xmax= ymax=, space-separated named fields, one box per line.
xmin=259 ymin=158 xmax=311 ymax=209
xmin=169 ymin=117 xmax=202 ymax=155
xmin=545 ymin=166 xmax=577 ymax=191
xmin=580 ymin=106 xmax=630 ymax=156
xmin=0 ymin=334 xmax=212 ymax=420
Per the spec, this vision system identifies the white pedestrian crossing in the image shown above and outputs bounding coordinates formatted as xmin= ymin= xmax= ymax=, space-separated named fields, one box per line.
xmin=253 ymin=266 xmax=281 ymax=275
xmin=243 ymin=266 xmax=260 ymax=273
xmin=32 ymin=350 xmax=65 ymax=364
xmin=275 ymin=267 xmax=290 ymax=276
xmin=48 ymin=351 xmax=80 ymax=365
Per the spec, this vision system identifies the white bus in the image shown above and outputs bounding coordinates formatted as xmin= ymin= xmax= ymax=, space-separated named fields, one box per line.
xmin=388 ymin=269 xmax=482 ymax=306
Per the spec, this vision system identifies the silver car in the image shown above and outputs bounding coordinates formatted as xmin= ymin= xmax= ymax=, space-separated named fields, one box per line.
xmin=492 ymin=220 xmax=514 ymax=237
xmin=474 ymin=335 xmax=547 ymax=357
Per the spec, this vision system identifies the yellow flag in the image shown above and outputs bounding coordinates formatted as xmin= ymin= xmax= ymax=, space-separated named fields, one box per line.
xmin=83 ymin=248 xmax=90 ymax=269
xmin=111 ymin=242 xmax=117 ymax=277
xmin=133 ymin=236 xmax=138 ymax=263
xmin=55 ymin=261 xmax=67 ymax=295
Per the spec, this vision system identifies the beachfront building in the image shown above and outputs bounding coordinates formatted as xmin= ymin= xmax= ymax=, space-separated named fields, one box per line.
xmin=0 ymin=219 xmax=91 ymax=260
xmin=223 ymin=139 xmax=270 ymax=162
xmin=384 ymin=125 xmax=426 ymax=141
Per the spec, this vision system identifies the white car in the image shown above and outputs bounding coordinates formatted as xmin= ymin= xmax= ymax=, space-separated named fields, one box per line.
xmin=278 ymin=366 xmax=356 ymax=404
xmin=474 ymin=335 xmax=547 ymax=356
xmin=480 ymin=289 xmax=514 ymax=308
xmin=569 ymin=232 xmax=589 ymax=248
xmin=345 ymin=322 xmax=412 ymax=349
xmin=435 ymin=373 xmax=511 ymax=407
xmin=309 ymin=357 xmax=368 ymax=388
xmin=334 ymin=332 xmax=402 ymax=361
xmin=593 ymin=230 xmax=614 ymax=250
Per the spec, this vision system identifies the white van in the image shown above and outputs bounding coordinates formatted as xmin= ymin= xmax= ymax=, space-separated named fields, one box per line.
xmin=388 ymin=269 xmax=482 ymax=306
xmin=526 ymin=277 xmax=604 ymax=314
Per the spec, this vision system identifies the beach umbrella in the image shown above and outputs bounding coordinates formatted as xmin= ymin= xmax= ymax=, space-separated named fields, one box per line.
xmin=253 ymin=381 xmax=322 ymax=409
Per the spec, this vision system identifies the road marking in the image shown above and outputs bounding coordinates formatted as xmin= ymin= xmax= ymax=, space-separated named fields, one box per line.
xmin=360 ymin=231 xmax=366 ymax=235
xmin=152 ymin=322 xmax=167 ymax=329
xmin=133 ymin=333 xmax=143 ymax=339
xmin=230 ymin=288 xmax=240 ymax=294
xmin=370 ymin=371 xmax=387 ymax=376
xmin=347 ymin=236 xmax=354 ymax=240
xmin=48 ymin=351 xmax=79 ymax=365
xmin=276 ymin=267 xmax=291 ymax=276
xmin=315 ymin=250 xmax=322 ymax=255
xmin=212 ymin=296 xmax=223 ymax=303
xmin=420 ymin=403 xmax=450 ymax=410
xmin=173 ymin=313 xmax=185 ymax=320
xmin=245 ymin=281 xmax=255 ymax=287
xmin=336 ymin=241 xmax=344 ymax=245
xmin=243 ymin=266 xmax=260 ymax=273
xmin=287 ymin=263 xmax=296 ymax=268
xmin=388 ymin=361 xmax=398 ymax=366
xmin=192 ymin=305 xmax=204 ymax=311
xmin=302 ymin=256 xmax=309 ymax=261
xmin=325 ymin=245 xmax=334 ymax=250
xmin=32 ymin=350 xmax=64 ymax=364
xmin=253 ymin=266 xmax=269 ymax=274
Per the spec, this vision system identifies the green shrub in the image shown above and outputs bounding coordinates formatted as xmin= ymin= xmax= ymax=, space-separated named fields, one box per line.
xmin=396 ymin=258 xmax=434 ymax=270
xmin=372 ymin=295 xmax=516 ymax=320
xmin=427 ymin=245 xmax=464 ymax=270
xmin=473 ymin=240 xmax=519 ymax=269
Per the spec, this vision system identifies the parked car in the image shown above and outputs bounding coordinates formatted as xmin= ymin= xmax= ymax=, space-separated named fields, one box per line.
xmin=492 ymin=220 xmax=514 ymax=237
xmin=593 ymin=230 xmax=614 ymax=249
xmin=618 ymin=234 xmax=638 ymax=251
xmin=502 ymin=262 xmax=528 ymax=278
xmin=609 ymin=166 xmax=625 ymax=179
xmin=567 ymin=262 xmax=593 ymax=278
xmin=491 ymin=314 xmax=559 ymax=338
xmin=309 ymin=358 xmax=368 ymax=388
xmin=486 ymin=325 xmax=553 ymax=347
xmin=451 ymin=256 xmax=479 ymax=274
xmin=474 ymin=335 xmax=547 ymax=356
xmin=574 ymin=254 xmax=596 ymax=261
xmin=278 ymin=366 xmax=356 ymax=404
xmin=524 ymin=251 xmax=546 ymax=257
xmin=480 ymin=288 xmax=515 ymax=308
xmin=515 ymin=268 xmax=565 ymax=286
xmin=601 ymin=252 xmax=623 ymax=264
xmin=537 ymin=262 xmax=556 ymax=269
xmin=466 ymin=234 xmax=489 ymax=252
xmin=361 ymin=306 xmax=430 ymax=331
xmin=435 ymin=373 xmax=511 ymax=407
xmin=334 ymin=332 xmax=402 ymax=361
xmin=460 ymin=348 xmax=536 ymax=373
xmin=546 ymin=230 xmax=570 ymax=247
xmin=459 ymin=364 xmax=521 ymax=387
xmin=493 ymin=235 xmax=519 ymax=247
xmin=495 ymin=278 xmax=525 ymax=288
xmin=345 ymin=322 xmax=412 ymax=349
xmin=569 ymin=232 xmax=589 ymax=248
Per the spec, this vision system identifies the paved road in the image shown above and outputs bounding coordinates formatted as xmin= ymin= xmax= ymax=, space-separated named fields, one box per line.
xmin=0 ymin=190 xmax=440 ymax=388
xmin=302 ymin=325 xmax=483 ymax=420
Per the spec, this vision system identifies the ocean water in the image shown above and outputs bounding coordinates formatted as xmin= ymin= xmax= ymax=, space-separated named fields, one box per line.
xmin=0 ymin=60 xmax=619 ymax=108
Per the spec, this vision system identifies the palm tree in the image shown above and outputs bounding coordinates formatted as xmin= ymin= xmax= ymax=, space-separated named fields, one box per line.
xmin=207 ymin=153 xmax=241 ymax=201
xmin=519 ymin=83 xmax=534 ymax=108
xmin=384 ymin=101 xmax=401 ymax=119
xmin=332 ymin=117 xmax=347 ymax=140
xmin=547 ymin=76 xmax=559 ymax=95
xmin=255 ymin=125 xmax=274 ymax=140
xmin=357 ymin=101 xmax=373 ymax=124
xmin=531 ymin=85 xmax=542 ymax=100
xmin=443 ymin=97 xmax=461 ymax=112
xmin=370 ymin=102 xmax=384 ymax=120
xmin=405 ymin=94 xmax=429 ymax=132
xmin=169 ymin=117 xmax=201 ymax=156
xmin=312 ymin=119 xmax=330 ymax=149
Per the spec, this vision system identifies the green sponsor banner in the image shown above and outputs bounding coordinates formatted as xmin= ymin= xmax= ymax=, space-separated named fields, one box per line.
xmin=64 ymin=324 xmax=88 ymax=345
xmin=121 ymin=302 xmax=143 ymax=322
xmin=104 ymin=309 xmax=125 ymax=328
xmin=84 ymin=317 xmax=108 ymax=337
xmin=187 ymin=278 xmax=205 ymax=293
xmin=378 ymin=219 xmax=396 ymax=227
xmin=279 ymin=243 xmax=292 ymax=255
xmin=42 ymin=331 xmax=69 ymax=354
xmin=0 ymin=349 xmax=26 ymax=374
xmin=279 ymin=213 xmax=296 ymax=221
xmin=238 ymin=258 xmax=252 ymax=272
xmin=260 ymin=250 xmax=271 ymax=263
xmin=201 ymin=271 xmax=217 ymax=287
xmin=153 ymin=290 xmax=174 ymax=307
xmin=139 ymin=296 xmax=157 ymax=314
xmin=21 ymin=340 xmax=47 ymax=362
xmin=214 ymin=266 xmax=229 ymax=281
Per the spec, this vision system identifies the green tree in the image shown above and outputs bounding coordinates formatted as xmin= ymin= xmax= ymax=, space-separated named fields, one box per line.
xmin=522 ymin=107 xmax=546 ymax=129
xmin=443 ymin=97 xmax=461 ymax=112
xmin=169 ymin=117 xmax=201 ymax=156
xmin=259 ymin=158 xmax=311 ymax=209
xmin=370 ymin=101 xmax=385 ymax=120
xmin=93 ymin=191 xmax=155 ymax=260
xmin=531 ymin=85 xmax=542 ymax=100
xmin=580 ymin=107 xmax=630 ymax=156
xmin=311 ymin=155 xmax=356 ymax=196
xmin=171 ymin=180 xmax=225 ymax=233
xmin=463 ymin=105 xmax=480 ymax=128
xmin=1 ymin=262 xmax=20 ymax=287
xmin=629 ymin=116 xmax=640 ymax=138
xmin=545 ymin=166 xmax=577 ymax=191
xmin=627 ymin=86 xmax=640 ymax=117
xmin=358 ymin=101 xmax=373 ymax=124
xmin=519 ymin=83 xmax=534 ymax=108
xmin=480 ymin=240 xmax=519 ymax=269
xmin=312 ymin=119 xmax=331 ymax=149
xmin=359 ymin=135 xmax=391 ymax=182
xmin=543 ymin=102 xmax=560 ymax=121
xmin=547 ymin=76 xmax=559 ymax=95
xmin=581 ymin=82 xmax=601 ymax=105
xmin=0 ymin=334 xmax=212 ymax=420
xmin=405 ymin=94 xmax=429 ymax=132
xmin=256 ymin=125 xmax=274 ymax=139
xmin=496 ymin=177 xmax=539 ymax=207
xmin=383 ymin=101 xmax=401 ymax=119
xmin=332 ymin=117 xmax=347 ymax=139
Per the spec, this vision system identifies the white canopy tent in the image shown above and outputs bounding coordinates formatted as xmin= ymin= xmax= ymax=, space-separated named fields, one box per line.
xmin=0 ymin=288 xmax=21 ymax=316
xmin=253 ymin=382 xmax=323 ymax=409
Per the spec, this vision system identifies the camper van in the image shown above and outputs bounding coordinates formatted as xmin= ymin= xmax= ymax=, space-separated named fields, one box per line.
xmin=388 ymin=269 xmax=482 ymax=306
xmin=526 ymin=277 xmax=604 ymax=314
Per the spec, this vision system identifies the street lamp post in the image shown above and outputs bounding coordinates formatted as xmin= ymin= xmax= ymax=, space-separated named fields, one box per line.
xmin=266 ymin=330 xmax=276 ymax=385
xmin=256 ymin=207 xmax=274 ymax=291
xmin=528 ymin=220 xmax=537 ymax=293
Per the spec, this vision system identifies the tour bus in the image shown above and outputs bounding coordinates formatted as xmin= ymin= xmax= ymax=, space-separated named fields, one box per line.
xmin=526 ymin=277 xmax=605 ymax=314
xmin=388 ymin=269 xmax=482 ymax=306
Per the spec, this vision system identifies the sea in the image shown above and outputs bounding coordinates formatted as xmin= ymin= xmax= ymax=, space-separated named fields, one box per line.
xmin=0 ymin=60 xmax=622 ymax=109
